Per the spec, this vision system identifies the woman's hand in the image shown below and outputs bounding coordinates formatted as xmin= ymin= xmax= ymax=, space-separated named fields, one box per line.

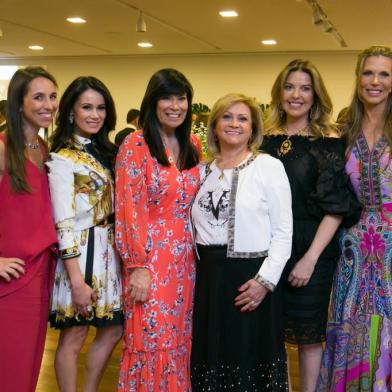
xmin=234 ymin=278 xmax=269 ymax=312
xmin=0 ymin=257 xmax=25 ymax=281
xmin=288 ymin=255 xmax=316 ymax=287
xmin=71 ymin=281 xmax=97 ymax=317
xmin=128 ymin=268 xmax=151 ymax=303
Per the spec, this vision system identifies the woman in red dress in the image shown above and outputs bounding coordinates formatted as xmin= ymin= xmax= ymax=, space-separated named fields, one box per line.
xmin=115 ymin=68 xmax=200 ymax=391
xmin=0 ymin=67 xmax=58 ymax=392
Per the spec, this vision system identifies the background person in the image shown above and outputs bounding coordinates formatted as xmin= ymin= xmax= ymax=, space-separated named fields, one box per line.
xmin=114 ymin=108 xmax=140 ymax=146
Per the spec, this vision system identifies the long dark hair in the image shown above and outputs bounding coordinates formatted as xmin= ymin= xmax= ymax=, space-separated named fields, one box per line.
xmin=139 ymin=68 xmax=199 ymax=170
xmin=50 ymin=76 xmax=117 ymax=168
xmin=6 ymin=66 xmax=57 ymax=193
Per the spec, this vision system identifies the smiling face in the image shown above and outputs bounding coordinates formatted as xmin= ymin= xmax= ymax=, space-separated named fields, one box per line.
xmin=281 ymin=70 xmax=314 ymax=123
xmin=215 ymin=102 xmax=252 ymax=150
xmin=156 ymin=93 xmax=188 ymax=133
xmin=21 ymin=76 xmax=58 ymax=132
xmin=359 ymin=55 xmax=392 ymax=109
xmin=72 ymin=88 xmax=106 ymax=139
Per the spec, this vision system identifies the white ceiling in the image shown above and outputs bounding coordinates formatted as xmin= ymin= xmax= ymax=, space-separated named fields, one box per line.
xmin=0 ymin=0 xmax=392 ymax=58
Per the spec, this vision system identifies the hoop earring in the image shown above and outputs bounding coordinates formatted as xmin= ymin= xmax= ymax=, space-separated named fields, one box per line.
xmin=69 ymin=113 xmax=74 ymax=124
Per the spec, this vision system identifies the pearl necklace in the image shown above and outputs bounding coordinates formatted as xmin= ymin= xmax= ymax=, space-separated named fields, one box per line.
xmin=277 ymin=125 xmax=309 ymax=157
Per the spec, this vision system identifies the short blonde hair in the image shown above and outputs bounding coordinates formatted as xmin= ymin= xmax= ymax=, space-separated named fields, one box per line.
xmin=206 ymin=93 xmax=263 ymax=160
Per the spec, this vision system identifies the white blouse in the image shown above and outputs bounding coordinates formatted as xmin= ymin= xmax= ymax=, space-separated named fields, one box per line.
xmin=192 ymin=153 xmax=293 ymax=290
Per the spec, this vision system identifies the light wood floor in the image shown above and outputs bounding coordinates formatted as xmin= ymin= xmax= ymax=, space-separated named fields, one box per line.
xmin=37 ymin=329 xmax=300 ymax=391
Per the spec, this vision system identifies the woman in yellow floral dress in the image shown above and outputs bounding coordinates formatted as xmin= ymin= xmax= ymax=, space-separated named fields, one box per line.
xmin=47 ymin=76 xmax=123 ymax=392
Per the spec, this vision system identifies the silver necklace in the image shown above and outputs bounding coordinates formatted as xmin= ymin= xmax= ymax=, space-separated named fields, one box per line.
xmin=25 ymin=140 xmax=40 ymax=149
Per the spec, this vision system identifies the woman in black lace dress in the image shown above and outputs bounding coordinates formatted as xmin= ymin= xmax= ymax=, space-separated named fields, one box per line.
xmin=261 ymin=59 xmax=359 ymax=392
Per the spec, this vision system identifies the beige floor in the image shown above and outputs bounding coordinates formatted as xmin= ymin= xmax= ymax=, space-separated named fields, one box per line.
xmin=37 ymin=329 xmax=300 ymax=391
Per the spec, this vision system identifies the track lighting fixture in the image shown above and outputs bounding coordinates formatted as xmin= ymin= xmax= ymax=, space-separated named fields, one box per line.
xmin=136 ymin=10 xmax=147 ymax=33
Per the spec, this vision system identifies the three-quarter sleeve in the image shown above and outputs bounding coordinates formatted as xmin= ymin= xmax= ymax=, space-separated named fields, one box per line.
xmin=46 ymin=153 xmax=80 ymax=259
xmin=257 ymin=158 xmax=293 ymax=289
xmin=307 ymin=141 xmax=361 ymax=227
xmin=115 ymin=134 xmax=150 ymax=270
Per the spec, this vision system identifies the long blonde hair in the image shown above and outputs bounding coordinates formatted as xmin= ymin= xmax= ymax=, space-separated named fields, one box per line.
xmin=206 ymin=93 xmax=263 ymax=160
xmin=264 ymin=59 xmax=336 ymax=137
xmin=344 ymin=46 xmax=392 ymax=153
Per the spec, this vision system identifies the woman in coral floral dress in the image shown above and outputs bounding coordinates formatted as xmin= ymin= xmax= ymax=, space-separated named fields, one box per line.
xmin=115 ymin=68 xmax=200 ymax=391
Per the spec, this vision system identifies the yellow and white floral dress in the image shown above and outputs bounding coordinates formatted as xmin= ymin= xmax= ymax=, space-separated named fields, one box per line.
xmin=46 ymin=135 xmax=122 ymax=329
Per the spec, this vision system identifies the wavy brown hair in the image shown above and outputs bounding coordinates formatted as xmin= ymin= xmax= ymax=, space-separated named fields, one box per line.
xmin=343 ymin=46 xmax=392 ymax=154
xmin=6 ymin=67 xmax=57 ymax=193
xmin=264 ymin=59 xmax=336 ymax=138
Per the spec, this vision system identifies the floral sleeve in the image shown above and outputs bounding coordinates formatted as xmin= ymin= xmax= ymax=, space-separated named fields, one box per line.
xmin=115 ymin=133 xmax=150 ymax=270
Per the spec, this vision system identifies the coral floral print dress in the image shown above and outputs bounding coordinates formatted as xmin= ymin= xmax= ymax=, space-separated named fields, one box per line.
xmin=115 ymin=131 xmax=200 ymax=392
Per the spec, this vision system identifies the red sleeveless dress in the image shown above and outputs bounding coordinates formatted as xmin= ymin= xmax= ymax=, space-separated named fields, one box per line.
xmin=0 ymin=133 xmax=57 ymax=392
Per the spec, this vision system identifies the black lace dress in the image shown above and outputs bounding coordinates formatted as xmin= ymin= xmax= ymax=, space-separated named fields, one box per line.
xmin=261 ymin=135 xmax=360 ymax=344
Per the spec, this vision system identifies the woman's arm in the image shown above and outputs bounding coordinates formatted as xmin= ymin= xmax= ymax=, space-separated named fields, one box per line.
xmin=288 ymin=214 xmax=342 ymax=287
xmin=115 ymin=134 xmax=151 ymax=302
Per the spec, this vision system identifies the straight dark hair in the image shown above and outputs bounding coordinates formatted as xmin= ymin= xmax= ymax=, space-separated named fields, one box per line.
xmin=6 ymin=66 xmax=57 ymax=193
xmin=50 ymin=76 xmax=118 ymax=169
xmin=139 ymin=68 xmax=199 ymax=170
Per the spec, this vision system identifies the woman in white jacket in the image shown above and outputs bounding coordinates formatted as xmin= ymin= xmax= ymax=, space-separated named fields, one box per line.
xmin=190 ymin=93 xmax=293 ymax=391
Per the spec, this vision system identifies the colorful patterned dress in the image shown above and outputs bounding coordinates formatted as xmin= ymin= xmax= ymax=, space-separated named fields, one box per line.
xmin=46 ymin=135 xmax=122 ymax=329
xmin=317 ymin=131 xmax=392 ymax=391
xmin=115 ymin=131 xmax=200 ymax=392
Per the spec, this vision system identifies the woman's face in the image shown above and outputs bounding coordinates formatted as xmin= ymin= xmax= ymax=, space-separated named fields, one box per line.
xmin=215 ymin=102 xmax=253 ymax=150
xmin=359 ymin=55 xmax=392 ymax=108
xmin=281 ymin=70 xmax=314 ymax=123
xmin=73 ymin=88 xmax=106 ymax=139
xmin=156 ymin=93 xmax=188 ymax=133
xmin=21 ymin=76 xmax=58 ymax=132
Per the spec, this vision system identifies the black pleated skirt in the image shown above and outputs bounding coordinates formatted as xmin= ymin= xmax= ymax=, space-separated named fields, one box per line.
xmin=191 ymin=245 xmax=289 ymax=392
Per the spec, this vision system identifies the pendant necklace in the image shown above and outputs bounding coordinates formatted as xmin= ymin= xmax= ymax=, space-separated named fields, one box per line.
xmin=277 ymin=125 xmax=309 ymax=157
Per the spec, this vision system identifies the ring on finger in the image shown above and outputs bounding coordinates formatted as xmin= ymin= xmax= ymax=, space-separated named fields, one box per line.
xmin=249 ymin=300 xmax=256 ymax=307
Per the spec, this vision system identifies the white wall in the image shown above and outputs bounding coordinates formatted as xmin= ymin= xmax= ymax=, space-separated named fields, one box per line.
xmin=0 ymin=51 xmax=359 ymax=133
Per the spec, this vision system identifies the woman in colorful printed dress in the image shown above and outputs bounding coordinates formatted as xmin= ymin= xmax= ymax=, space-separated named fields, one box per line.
xmin=262 ymin=59 xmax=360 ymax=392
xmin=0 ymin=67 xmax=58 ymax=392
xmin=317 ymin=46 xmax=392 ymax=391
xmin=115 ymin=68 xmax=200 ymax=391
xmin=190 ymin=93 xmax=293 ymax=391
xmin=47 ymin=76 xmax=123 ymax=392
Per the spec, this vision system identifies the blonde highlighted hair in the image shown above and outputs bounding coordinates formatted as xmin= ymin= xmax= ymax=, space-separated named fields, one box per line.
xmin=344 ymin=45 xmax=392 ymax=154
xmin=206 ymin=93 xmax=263 ymax=160
xmin=264 ymin=59 xmax=336 ymax=138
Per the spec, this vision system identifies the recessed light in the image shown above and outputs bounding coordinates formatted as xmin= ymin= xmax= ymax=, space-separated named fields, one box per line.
xmin=261 ymin=39 xmax=277 ymax=45
xmin=28 ymin=45 xmax=44 ymax=50
xmin=66 ymin=17 xmax=86 ymax=24
xmin=138 ymin=42 xmax=153 ymax=48
xmin=219 ymin=10 xmax=238 ymax=17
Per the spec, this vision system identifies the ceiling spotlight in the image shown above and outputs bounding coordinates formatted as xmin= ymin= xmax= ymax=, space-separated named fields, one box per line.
xmin=219 ymin=10 xmax=238 ymax=17
xmin=28 ymin=45 xmax=44 ymax=50
xmin=66 ymin=17 xmax=86 ymax=24
xmin=136 ymin=11 xmax=147 ymax=32
xmin=261 ymin=39 xmax=277 ymax=45
xmin=138 ymin=42 xmax=152 ymax=48
xmin=312 ymin=7 xmax=323 ymax=25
